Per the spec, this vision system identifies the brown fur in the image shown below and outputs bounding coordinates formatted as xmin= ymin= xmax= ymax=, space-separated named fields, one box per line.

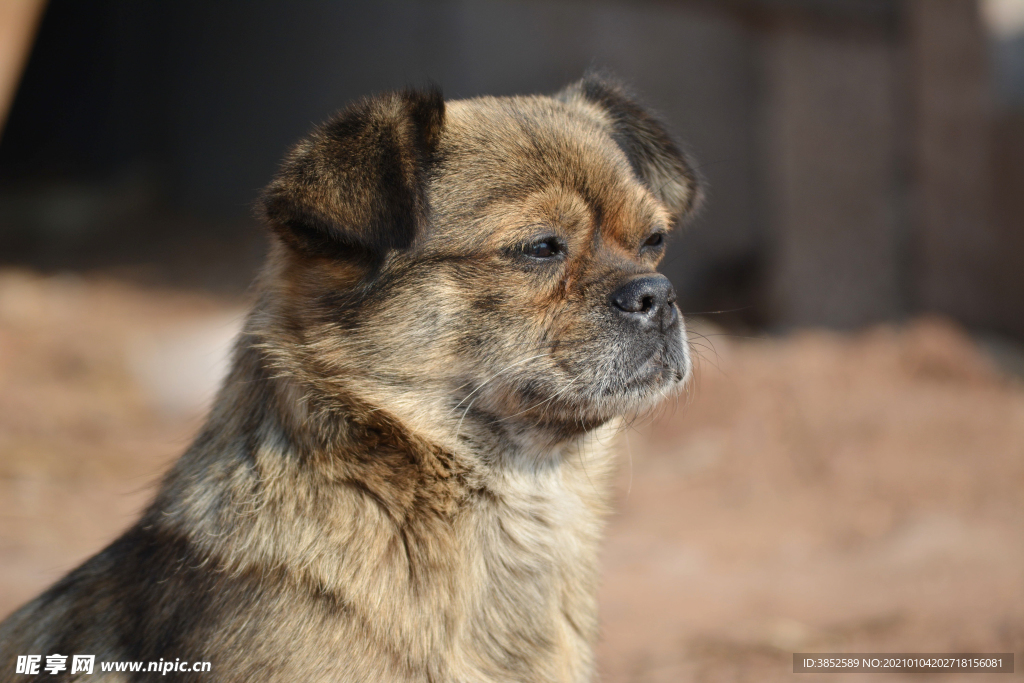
xmin=0 ymin=75 xmax=700 ymax=682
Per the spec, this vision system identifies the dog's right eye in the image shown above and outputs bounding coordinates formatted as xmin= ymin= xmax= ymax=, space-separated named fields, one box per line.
xmin=527 ymin=238 xmax=562 ymax=259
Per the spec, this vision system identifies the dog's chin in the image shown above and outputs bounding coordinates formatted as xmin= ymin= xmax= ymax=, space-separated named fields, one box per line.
xmin=620 ymin=355 xmax=687 ymax=393
xmin=515 ymin=352 xmax=690 ymax=437
xmin=598 ymin=354 xmax=689 ymax=415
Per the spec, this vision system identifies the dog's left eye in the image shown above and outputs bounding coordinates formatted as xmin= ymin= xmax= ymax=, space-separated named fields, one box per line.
xmin=642 ymin=232 xmax=665 ymax=249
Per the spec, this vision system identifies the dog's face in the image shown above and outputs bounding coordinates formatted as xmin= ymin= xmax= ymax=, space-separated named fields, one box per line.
xmin=262 ymin=77 xmax=700 ymax=441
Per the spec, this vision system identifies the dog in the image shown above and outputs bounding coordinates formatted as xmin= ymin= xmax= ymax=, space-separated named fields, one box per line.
xmin=0 ymin=75 xmax=700 ymax=682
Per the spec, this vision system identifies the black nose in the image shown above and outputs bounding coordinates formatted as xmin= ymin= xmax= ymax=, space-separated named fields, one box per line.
xmin=610 ymin=274 xmax=678 ymax=329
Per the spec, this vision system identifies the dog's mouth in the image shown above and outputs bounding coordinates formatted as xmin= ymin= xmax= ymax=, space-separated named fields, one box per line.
xmin=446 ymin=311 xmax=689 ymax=439
xmin=605 ymin=334 xmax=690 ymax=399
xmin=616 ymin=353 xmax=687 ymax=394
xmin=504 ymin=324 xmax=690 ymax=429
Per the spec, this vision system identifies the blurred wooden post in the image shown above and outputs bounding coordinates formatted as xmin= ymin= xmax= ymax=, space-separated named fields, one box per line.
xmin=906 ymin=0 xmax=996 ymax=326
xmin=760 ymin=13 xmax=904 ymax=328
xmin=0 ymin=0 xmax=46 ymax=137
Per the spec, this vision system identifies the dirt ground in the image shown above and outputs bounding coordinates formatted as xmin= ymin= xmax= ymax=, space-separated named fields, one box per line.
xmin=0 ymin=269 xmax=1021 ymax=682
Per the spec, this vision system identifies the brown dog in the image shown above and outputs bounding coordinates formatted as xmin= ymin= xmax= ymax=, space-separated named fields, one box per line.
xmin=0 ymin=75 xmax=700 ymax=682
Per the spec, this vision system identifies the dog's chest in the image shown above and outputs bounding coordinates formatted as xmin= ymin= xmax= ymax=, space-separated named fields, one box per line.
xmin=448 ymin=449 xmax=614 ymax=681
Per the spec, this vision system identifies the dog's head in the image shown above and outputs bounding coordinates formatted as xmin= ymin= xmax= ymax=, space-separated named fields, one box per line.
xmin=260 ymin=76 xmax=701 ymax=442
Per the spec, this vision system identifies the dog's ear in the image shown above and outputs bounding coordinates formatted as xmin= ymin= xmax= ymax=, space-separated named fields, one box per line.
xmin=558 ymin=74 xmax=702 ymax=223
xmin=262 ymin=87 xmax=445 ymax=260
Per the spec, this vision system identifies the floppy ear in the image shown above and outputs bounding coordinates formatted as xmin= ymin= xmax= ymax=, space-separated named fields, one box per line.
xmin=558 ymin=74 xmax=702 ymax=223
xmin=262 ymin=87 xmax=445 ymax=260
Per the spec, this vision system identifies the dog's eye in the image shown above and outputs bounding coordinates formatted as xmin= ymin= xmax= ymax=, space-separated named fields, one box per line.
xmin=527 ymin=239 xmax=561 ymax=259
xmin=642 ymin=232 xmax=665 ymax=249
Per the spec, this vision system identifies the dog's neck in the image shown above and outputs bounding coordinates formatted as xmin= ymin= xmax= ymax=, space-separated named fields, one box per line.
xmin=243 ymin=327 xmax=604 ymax=476
xmin=149 ymin=333 xmax=617 ymax=678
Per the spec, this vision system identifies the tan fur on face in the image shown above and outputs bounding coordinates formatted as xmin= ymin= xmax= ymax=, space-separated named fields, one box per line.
xmin=0 ymin=76 xmax=699 ymax=683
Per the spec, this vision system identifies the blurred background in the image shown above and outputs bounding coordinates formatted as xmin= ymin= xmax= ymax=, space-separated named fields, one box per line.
xmin=0 ymin=1 xmax=1022 ymax=681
